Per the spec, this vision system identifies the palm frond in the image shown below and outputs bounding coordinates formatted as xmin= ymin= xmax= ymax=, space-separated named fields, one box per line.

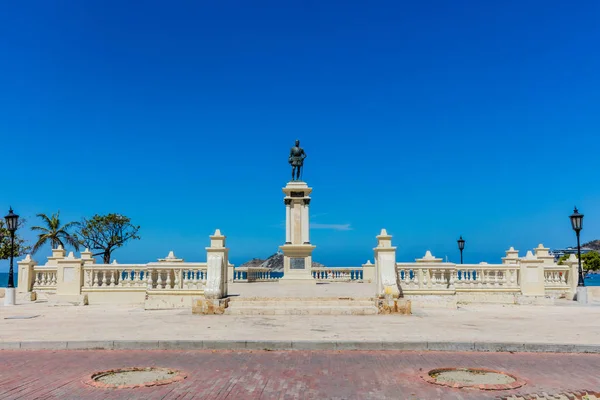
xmin=31 ymin=235 xmax=49 ymax=255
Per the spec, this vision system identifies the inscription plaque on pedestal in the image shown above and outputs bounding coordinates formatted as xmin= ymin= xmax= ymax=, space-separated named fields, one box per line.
xmin=290 ymin=257 xmax=306 ymax=269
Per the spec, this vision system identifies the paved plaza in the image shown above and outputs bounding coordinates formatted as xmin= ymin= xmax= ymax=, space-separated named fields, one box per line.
xmin=0 ymin=349 xmax=599 ymax=399
xmin=1 ymin=294 xmax=600 ymax=349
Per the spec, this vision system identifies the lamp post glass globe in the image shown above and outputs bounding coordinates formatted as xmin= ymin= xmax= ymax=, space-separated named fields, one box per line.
xmin=570 ymin=207 xmax=585 ymax=287
xmin=457 ymin=236 xmax=465 ymax=264
xmin=570 ymin=207 xmax=583 ymax=232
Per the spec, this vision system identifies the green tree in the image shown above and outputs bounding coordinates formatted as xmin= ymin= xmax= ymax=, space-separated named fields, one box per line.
xmin=557 ymin=251 xmax=600 ymax=272
xmin=30 ymin=211 xmax=80 ymax=254
xmin=582 ymin=251 xmax=600 ymax=272
xmin=0 ymin=219 xmax=31 ymax=260
xmin=76 ymin=214 xmax=140 ymax=264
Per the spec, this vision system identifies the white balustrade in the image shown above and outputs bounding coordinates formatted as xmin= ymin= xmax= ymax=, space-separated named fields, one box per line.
xmin=146 ymin=263 xmax=207 ymax=290
xmin=83 ymin=265 xmax=147 ymax=288
xmin=454 ymin=264 xmax=519 ymax=291
xmin=312 ymin=268 xmax=363 ymax=282
xmin=395 ymin=263 xmax=519 ymax=293
xmin=543 ymin=266 xmax=570 ymax=290
xmin=32 ymin=267 xmax=58 ymax=290
xmin=395 ymin=265 xmax=454 ymax=291
xmin=247 ymin=267 xmax=279 ymax=282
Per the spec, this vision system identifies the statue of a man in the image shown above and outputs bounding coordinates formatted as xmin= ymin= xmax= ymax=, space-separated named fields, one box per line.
xmin=288 ymin=139 xmax=307 ymax=181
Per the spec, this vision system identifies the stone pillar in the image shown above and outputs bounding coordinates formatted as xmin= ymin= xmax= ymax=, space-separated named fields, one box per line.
xmin=80 ymin=248 xmax=96 ymax=265
xmin=562 ymin=254 xmax=579 ymax=300
xmin=374 ymin=229 xmax=398 ymax=297
xmin=502 ymin=247 xmax=519 ymax=265
xmin=227 ymin=263 xmax=235 ymax=283
xmin=205 ymin=229 xmax=229 ymax=298
xmin=279 ymin=181 xmax=316 ymax=284
xmin=534 ymin=244 xmax=555 ymax=265
xmin=17 ymin=254 xmax=37 ymax=294
xmin=302 ymin=199 xmax=310 ymax=244
xmin=284 ymin=199 xmax=292 ymax=243
xmin=519 ymin=250 xmax=545 ymax=296
xmin=56 ymin=251 xmax=85 ymax=302
xmin=46 ymin=245 xmax=66 ymax=266
xmin=362 ymin=260 xmax=375 ymax=283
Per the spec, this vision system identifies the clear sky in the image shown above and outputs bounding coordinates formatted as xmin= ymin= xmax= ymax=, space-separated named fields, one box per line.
xmin=1 ymin=1 xmax=599 ymax=270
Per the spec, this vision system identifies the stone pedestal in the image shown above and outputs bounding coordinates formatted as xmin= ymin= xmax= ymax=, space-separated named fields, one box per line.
xmin=55 ymin=252 xmax=86 ymax=304
xmin=3 ymin=287 xmax=15 ymax=306
xmin=374 ymin=229 xmax=398 ymax=297
xmin=279 ymin=181 xmax=316 ymax=284
xmin=17 ymin=255 xmax=37 ymax=294
xmin=519 ymin=251 xmax=545 ymax=296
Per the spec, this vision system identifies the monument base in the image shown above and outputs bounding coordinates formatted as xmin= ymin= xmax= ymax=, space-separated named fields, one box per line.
xmin=278 ymin=244 xmax=316 ymax=284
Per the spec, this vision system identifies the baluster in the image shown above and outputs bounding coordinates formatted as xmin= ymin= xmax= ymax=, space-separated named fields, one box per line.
xmin=189 ymin=270 xmax=196 ymax=288
xmin=109 ymin=270 xmax=116 ymax=287
xmin=174 ymin=269 xmax=180 ymax=288
xmin=147 ymin=269 xmax=153 ymax=289
xmin=120 ymin=270 xmax=127 ymax=287
xmin=156 ymin=269 xmax=163 ymax=289
xmin=183 ymin=269 xmax=189 ymax=288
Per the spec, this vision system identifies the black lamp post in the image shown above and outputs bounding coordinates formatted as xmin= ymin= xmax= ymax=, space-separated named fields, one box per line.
xmin=569 ymin=207 xmax=585 ymax=287
xmin=4 ymin=207 xmax=19 ymax=289
xmin=457 ymin=236 xmax=465 ymax=264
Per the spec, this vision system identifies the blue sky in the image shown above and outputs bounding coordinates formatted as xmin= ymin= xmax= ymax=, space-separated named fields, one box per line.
xmin=1 ymin=1 xmax=599 ymax=270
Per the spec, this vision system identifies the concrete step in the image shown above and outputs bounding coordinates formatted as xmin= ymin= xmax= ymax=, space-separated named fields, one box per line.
xmin=225 ymin=297 xmax=378 ymax=315
xmin=225 ymin=305 xmax=379 ymax=315
xmin=228 ymin=300 xmax=376 ymax=307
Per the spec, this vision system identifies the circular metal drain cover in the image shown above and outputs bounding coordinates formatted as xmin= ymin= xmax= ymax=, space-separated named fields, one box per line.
xmin=85 ymin=367 xmax=186 ymax=389
xmin=421 ymin=368 xmax=525 ymax=390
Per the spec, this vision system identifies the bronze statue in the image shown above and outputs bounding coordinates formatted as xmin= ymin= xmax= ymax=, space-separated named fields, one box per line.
xmin=289 ymin=139 xmax=307 ymax=181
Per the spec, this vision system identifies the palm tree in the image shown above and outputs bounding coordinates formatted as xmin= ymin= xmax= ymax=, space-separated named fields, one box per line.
xmin=31 ymin=212 xmax=80 ymax=254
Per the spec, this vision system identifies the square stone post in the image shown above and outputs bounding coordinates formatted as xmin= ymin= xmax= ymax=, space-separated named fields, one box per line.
xmin=362 ymin=260 xmax=375 ymax=283
xmin=534 ymin=244 xmax=555 ymax=265
xmin=80 ymin=248 xmax=96 ymax=265
xmin=374 ymin=229 xmax=398 ymax=297
xmin=17 ymin=255 xmax=37 ymax=294
xmin=227 ymin=263 xmax=234 ymax=283
xmin=55 ymin=251 xmax=86 ymax=304
xmin=47 ymin=245 xmax=66 ymax=266
xmin=205 ymin=229 xmax=229 ymax=298
xmin=519 ymin=250 xmax=545 ymax=296
xmin=502 ymin=247 xmax=519 ymax=265
xmin=562 ymin=254 xmax=579 ymax=300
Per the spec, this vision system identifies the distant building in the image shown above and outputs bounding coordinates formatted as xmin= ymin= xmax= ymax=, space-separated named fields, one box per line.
xmin=550 ymin=247 xmax=594 ymax=262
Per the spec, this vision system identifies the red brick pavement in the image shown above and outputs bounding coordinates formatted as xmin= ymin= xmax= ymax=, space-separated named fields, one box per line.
xmin=0 ymin=350 xmax=598 ymax=399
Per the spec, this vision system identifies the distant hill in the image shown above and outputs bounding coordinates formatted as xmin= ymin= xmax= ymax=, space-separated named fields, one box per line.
xmin=239 ymin=253 xmax=326 ymax=272
xmin=583 ymin=240 xmax=600 ymax=251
